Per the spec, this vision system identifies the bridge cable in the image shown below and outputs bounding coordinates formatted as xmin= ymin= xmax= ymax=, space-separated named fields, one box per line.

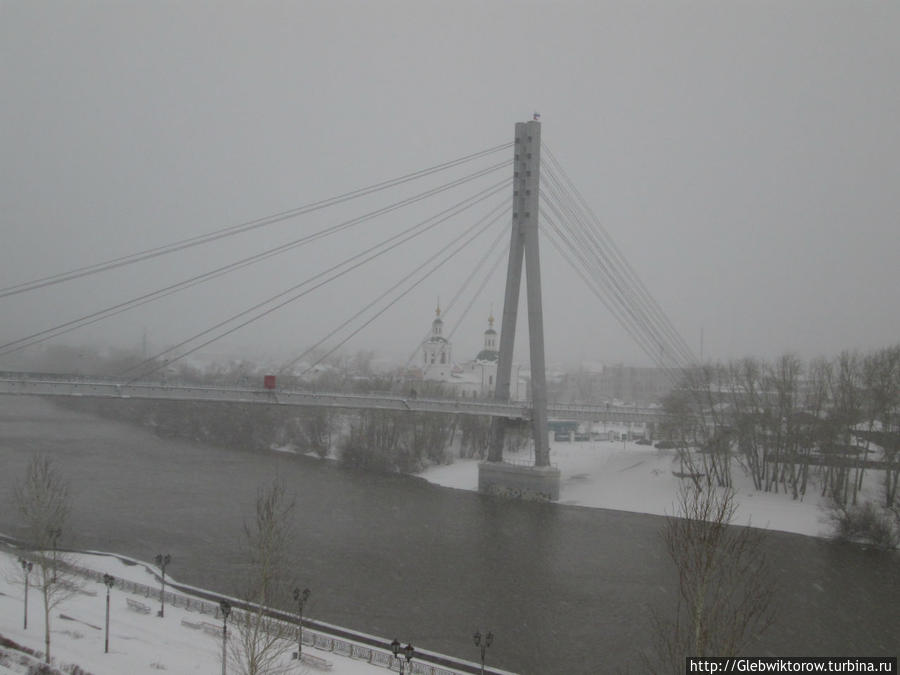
xmin=539 ymin=206 xmax=680 ymax=379
xmin=542 ymin=206 xmax=683 ymax=378
xmin=540 ymin=180 xmax=689 ymax=371
xmin=399 ymin=220 xmax=509 ymax=374
xmin=546 ymin=188 xmax=692 ymax=371
xmin=549 ymin=192 xmax=694 ymax=368
xmin=539 ymin=165 xmax=689 ymax=366
xmin=278 ymin=202 xmax=510 ymax=374
xmin=538 ymin=208 xmax=657 ymax=363
xmin=0 ymin=142 xmax=512 ymax=299
xmin=298 ymin=205 xmax=510 ymax=378
xmin=121 ymin=180 xmax=512 ymax=381
xmin=542 ymin=145 xmax=696 ymax=364
xmin=542 ymin=146 xmax=669 ymax=329
xmin=543 ymin=195 xmax=684 ymax=374
xmin=0 ymin=162 xmax=510 ymax=357
xmin=445 ymin=232 xmax=508 ymax=342
xmin=539 ymin=164 xmax=693 ymax=369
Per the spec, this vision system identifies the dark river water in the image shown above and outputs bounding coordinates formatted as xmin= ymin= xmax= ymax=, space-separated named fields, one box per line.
xmin=0 ymin=396 xmax=897 ymax=674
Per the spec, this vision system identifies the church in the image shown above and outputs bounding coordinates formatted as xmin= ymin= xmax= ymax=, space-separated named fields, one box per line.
xmin=413 ymin=304 xmax=524 ymax=400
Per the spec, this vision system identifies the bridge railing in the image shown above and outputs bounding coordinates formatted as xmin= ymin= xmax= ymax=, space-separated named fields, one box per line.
xmin=0 ymin=370 xmax=664 ymax=422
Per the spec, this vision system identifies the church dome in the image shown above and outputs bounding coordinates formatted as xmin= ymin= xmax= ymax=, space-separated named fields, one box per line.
xmin=480 ymin=309 xmax=498 ymax=356
xmin=431 ymin=302 xmax=444 ymax=337
xmin=476 ymin=349 xmax=499 ymax=362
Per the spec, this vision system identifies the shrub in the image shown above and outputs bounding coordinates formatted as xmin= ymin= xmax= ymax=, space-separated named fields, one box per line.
xmin=829 ymin=500 xmax=899 ymax=550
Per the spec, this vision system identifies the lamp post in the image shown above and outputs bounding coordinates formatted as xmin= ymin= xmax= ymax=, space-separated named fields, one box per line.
xmin=103 ymin=574 xmax=114 ymax=653
xmin=390 ymin=639 xmax=414 ymax=674
xmin=154 ymin=553 xmax=171 ymax=617
xmin=293 ymin=587 xmax=310 ymax=661
xmin=473 ymin=630 xmax=494 ymax=675
xmin=18 ymin=557 xmax=33 ymax=629
xmin=219 ymin=600 xmax=231 ymax=675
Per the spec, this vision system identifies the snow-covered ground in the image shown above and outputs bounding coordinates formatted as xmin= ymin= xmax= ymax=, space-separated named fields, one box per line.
xmin=419 ymin=438 xmax=863 ymax=539
xmin=0 ymin=550 xmax=445 ymax=675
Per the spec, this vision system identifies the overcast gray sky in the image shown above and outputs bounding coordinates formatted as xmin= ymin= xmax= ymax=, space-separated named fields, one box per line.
xmin=2 ymin=1 xmax=898 ymax=370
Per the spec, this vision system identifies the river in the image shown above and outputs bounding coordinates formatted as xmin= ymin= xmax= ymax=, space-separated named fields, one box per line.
xmin=0 ymin=396 xmax=897 ymax=673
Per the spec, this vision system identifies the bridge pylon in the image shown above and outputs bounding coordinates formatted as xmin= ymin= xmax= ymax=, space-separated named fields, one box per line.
xmin=478 ymin=119 xmax=560 ymax=500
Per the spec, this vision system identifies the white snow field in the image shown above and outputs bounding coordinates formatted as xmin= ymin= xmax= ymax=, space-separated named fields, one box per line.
xmin=419 ymin=438 xmax=865 ymax=538
xmin=0 ymin=549 xmax=480 ymax=675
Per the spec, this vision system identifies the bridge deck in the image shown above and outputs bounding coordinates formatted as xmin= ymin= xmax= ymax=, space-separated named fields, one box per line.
xmin=0 ymin=373 xmax=663 ymax=423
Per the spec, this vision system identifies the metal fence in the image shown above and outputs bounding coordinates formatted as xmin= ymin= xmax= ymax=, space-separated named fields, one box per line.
xmin=1 ymin=539 xmax=510 ymax=675
xmin=63 ymin=560 xmax=469 ymax=675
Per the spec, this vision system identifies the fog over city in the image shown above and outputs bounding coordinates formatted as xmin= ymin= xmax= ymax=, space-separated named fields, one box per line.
xmin=2 ymin=1 xmax=898 ymax=370
xmin=3 ymin=5 xmax=900 ymax=673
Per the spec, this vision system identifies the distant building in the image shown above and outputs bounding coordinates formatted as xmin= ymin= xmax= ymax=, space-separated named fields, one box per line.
xmin=412 ymin=307 xmax=525 ymax=400
xmin=597 ymin=364 xmax=671 ymax=405
xmin=553 ymin=362 xmax=672 ymax=405
xmin=421 ymin=304 xmax=452 ymax=382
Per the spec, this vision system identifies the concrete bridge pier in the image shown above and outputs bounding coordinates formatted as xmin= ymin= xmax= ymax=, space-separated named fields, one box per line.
xmin=478 ymin=461 xmax=561 ymax=501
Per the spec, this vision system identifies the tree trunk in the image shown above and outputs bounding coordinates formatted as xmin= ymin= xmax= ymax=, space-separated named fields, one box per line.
xmin=43 ymin=584 xmax=51 ymax=663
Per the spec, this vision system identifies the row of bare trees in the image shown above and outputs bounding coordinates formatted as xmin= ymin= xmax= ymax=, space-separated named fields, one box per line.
xmin=339 ymin=409 xmax=458 ymax=472
xmin=662 ymin=345 xmax=900 ymax=510
xmin=649 ymin=344 xmax=898 ymax=670
xmin=338 ymin=410 xmax=536 ymax=473
xmin=55 ymin=395 xmax=338 ymax=458
xmin=60 ymin=393 xmax=472 ymax=474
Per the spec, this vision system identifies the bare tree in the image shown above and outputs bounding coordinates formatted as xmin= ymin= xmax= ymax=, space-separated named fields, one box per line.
xmin=227 ymin=480 xmax=298 ymax=675
xmin=825 ymin=345 xmax=900 ymax=548
xmin=662 ymin=364 xmax=732 ymax=487
xmin=729 ymin=357 xmax=768 ymax=492
xmin=827 ymin=351 xmax=865 ymax=505
xmin=340 ymin=409 xmax=408 ymax=472
xmin=459 ymin=415 xmax=492 ymax=459
xmin=13 ymin=454 xmax=79 ymax=664
xmin=795 ymin=356 xmax=833 ymax=499
xmin=300 ymin=407 xmax=335 ymax=459
xmin=648 ymin=476 xmax=775 ymax=672
xmin=861 ymin=346 xmax=900 ymax=508
xmin=407 ymin=412 xmax=457 ymax=465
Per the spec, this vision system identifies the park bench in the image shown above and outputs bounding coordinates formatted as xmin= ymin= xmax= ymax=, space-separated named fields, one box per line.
xmin=126 ymin=598 xmax=151 ymax=614
xmin=296 ymin=652 xmax=333 ymax=670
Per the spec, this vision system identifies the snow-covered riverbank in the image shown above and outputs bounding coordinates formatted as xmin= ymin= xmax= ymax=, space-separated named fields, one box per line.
xmin=419 ymin=439 xmax=857 ymax=539
xmin=0 ymin=549 xmax=476 ymax=675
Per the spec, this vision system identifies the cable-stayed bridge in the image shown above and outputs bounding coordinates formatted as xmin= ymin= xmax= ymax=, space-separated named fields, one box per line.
xmin=0 ymin=119 xmax=691 ymax=499
xmin=0 ymin=371 xmax=664 ymax=424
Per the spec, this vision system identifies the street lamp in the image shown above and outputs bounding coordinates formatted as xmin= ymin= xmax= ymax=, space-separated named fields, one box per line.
xmin=219 ymin=600 xmax=231 ymax=675
xmin=154 ymin=553 xmax=171 ymax=617
xmin=103 ymin=574 xmax=114 ymax=653
xmin=293 ymin=587 xmax=310 ymax=661
xmin=18 ymin=557 xmax=33 ymax=629
xmin=473 ymin=630 xmax=494 ymax=675
xmin=390 ymin=639 xmax=414 ymax=674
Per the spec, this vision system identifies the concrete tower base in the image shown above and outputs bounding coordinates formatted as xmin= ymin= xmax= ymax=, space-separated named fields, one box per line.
xmin=478 ymin=461 xmax=561 ymax=501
